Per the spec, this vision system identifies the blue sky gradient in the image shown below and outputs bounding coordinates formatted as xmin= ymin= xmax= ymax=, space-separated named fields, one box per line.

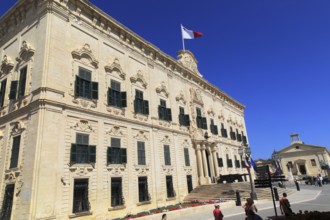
xmin=1 ymin=0 xmax=330 ymax=159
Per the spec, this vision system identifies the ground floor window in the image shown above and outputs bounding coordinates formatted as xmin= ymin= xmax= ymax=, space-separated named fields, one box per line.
xmin=138 ymin=177 xmax=149 ymax=202
xmin=187 ymin=175 xmax=193 ymax=193
xmin=166 ymin=176 xmax=175 ymax=198
xmin=0 ymin=184 xmax=15 ymax=220
xmin=73 ymin=179 xmax=89 ymax=213
xmin=111 ymin=177 xmax=124 ymax=206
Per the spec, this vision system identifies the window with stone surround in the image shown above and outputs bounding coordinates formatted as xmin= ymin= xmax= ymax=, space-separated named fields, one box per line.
xmin=107 ymin=138 xmax=127 ymax=164
xmin=75 ymin=67 xmax=98 ymax=100
xmin=184 ymin=148 xmax=190 ymax=166
xmin=138 ymin=176 xmax=150 ymax=202
xmin=137 ymin=141 xmax=146 ymax=165
xmin=0 ymin=79 xmax=7 ymax=107
xmin=158 ymin=99 xmax=172 ymax=121
xmin=179 ymin=107 xmax=190 ymax=126
xmin=0 ymin=184 xmax=15 ymax=220
xmin=72 ymin=179 xmax=89 ymax=213
xmin=210 ymin=119 xmax=218 ymax=135
xmin=311 ymin=159 xmax=317 ymax=166
xmin=187 ymin=175 xmax=193 ymax=193
xmin=108 ymin=79 xmax=126 ymax=108
xmin=196 ymin=107 xmax=207 ymax=129
xmin=134 ymin=89 xmax=149 ymax=115
xmin=221 ymin=123 xmax=228 ymax=138
xmin=70 ymin=133 xmax=96 ymax=164
xmin=111 ymin=177 xmax=124 ymax=207
xmin=230 ymin=127 xmax=236 ymax=140
xmin=9 ymin=66 xmax=27 ymax=100
xmin=166 ymin=176 xmax=175 ymax=198
xmin=164 ymin=145 xmax=171 ymax=165
xmin=9 ymin=135 xmax=21 ymax=169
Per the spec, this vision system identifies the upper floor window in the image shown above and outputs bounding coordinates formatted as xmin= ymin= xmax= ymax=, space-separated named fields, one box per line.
xmin=137 ymin=141 xmax=146 ymax=165
xmin=184 ymin=148 xmax=190 ymax=166
xmin=242 ymin=131 xmax=247 ymax=144
xmin=226 ymin=154 xmax=233 ymax=168
xmin=179 ymin=107 xmax=190 ymax=126
xmin=9 ymin=135 xmax=21 ymax=169
xmin=0 ymin=79 xmax=7 ymax=107
xmin=158 ymin=99 xmax=172 ymax=121
xmin=107 ymin=138 xmax=127 ymax=164
xmin=210 ymin=119 xmax=218 ymax=135
xmin=196 ymin=107 xmax=207 ymax=129
xmin=75 ymin=68 xmax=98 ymax=99
xmin=9 ymin=66 xmax=27 ymax=100
xmin=134 ymin=90 xmax=149 ymax=115
xmin=230 ymin=127 xmax=236 ymax=140
xmin=235 ymin=155 xmax=240 ymax=168
xmin=108 ymin=80 xmax=127 ymax=108
xmin=164 ymin=145 xmax=171 ymax=165
xmin=311 ymin=159 xmax=317 ymax=166
xmin=236 ymin=129 xmax=242 ymax=142
xmin=70 ymin=133 xmax=96 ymax=164
xmin=220 ymin=123 xmax=228 ymax=138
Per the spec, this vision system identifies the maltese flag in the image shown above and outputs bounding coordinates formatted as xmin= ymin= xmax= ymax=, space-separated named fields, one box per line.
xmin=181 ymin=25 xmax=203 ymax=39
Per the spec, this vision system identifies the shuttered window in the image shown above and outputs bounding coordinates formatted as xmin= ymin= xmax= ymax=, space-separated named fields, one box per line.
xmin=70 ymin=133 xmax=96 ymax=164
xmin=75 ymin=68 xmax=98 ymax=99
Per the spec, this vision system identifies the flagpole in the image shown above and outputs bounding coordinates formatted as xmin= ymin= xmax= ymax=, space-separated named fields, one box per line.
xmin=181 ymin=24 xmax=185 ymax=51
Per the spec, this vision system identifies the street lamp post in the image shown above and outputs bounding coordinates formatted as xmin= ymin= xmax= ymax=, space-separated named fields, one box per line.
xmin=239 ymin=144 xmax=257 ymax=200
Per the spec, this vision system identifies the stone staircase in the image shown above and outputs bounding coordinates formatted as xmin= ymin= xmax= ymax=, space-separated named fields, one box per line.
xmin=184 ymin=182 xmax=296 ymax=202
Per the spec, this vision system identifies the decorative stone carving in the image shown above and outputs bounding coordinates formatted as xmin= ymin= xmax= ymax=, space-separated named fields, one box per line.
xmin=130 ymin=70 xmax=147 ymax=88
xmin=107 ymin=164 xmax=126 ymax=175
xmin=105 ymin=58 xmax=126 ymax=80
xmin=0 ymin=55 xmax=14 ymax=75
xmin=11 ymin=121 xmax=25 ymax=135
xmin=133 ymin=130 xmax=148 ymax=140
xmin=72 ymin=98 xmax=97 ymax=109
xmin=182 ymin=139 xmax=190 ymax=148
xmin=71 ymin=43 xmax=99 ymax=68
xmin=0 ymin=130 xmax=4 ymax=139
xmin=16 ymin=41 xmax=35 ymax=62
xmin=155 ymin=81 xmax=169 ymax=97
xmin=177 ymin=50 xmax=202 ymax=77
xmin=183 ymin=167 xmax=193 ymax=174
xmin=106 ymin=125 xmax=124 ymax=137
xmin=160 ymin=135 xmax=171 ymax=144
xmin=190 ymin=88 xmax=203 ymax=106
xmin=134 ymin=165 xmax=150 ymax=175
xmin=15 ymin=180 xmax=24 ymax=196
xmin=133 ymin=113 xmax=148 ymax=122
xmin=175 ymin=91 xmax=186 ymax=105
xmin=106 ymin=106 xmax=125 ymax=116
xmin=5 ymin=170 xmax=20 ymax=183
xmin=207 ymin=107 xmax=215 ymax=117
xmin=71 ymin=119 xmax=95 ymax=133
xmin=218 ymin=110 xmax=225 ymax=120
xmin=159 ymin=120 xmax=171 ymax=127
xmin=162 ymin=165 xmax=174 ymax=174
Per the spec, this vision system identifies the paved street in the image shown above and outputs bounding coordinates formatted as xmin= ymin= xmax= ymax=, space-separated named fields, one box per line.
xmin=171 ymin=184 xmax=330 ymax=220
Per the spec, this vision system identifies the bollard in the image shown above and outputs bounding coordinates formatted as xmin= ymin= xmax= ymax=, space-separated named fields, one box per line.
xmin=235 ymin=190 xmax=241 ymax=206
xmin=273 ymin=187 xmax=279 ymax=201
xmin=295 ymin=180 xmax=300 ymax=191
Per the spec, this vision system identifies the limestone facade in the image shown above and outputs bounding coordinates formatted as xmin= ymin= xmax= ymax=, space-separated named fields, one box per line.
xmin=0 ymin=0 xmax=249 ymax=219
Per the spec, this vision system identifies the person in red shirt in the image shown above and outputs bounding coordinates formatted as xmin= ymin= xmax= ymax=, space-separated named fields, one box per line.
xmin=280 ymin=193 xmax=293 ymax=217
xmin=213 ymin=204 xmax=224 ymax=220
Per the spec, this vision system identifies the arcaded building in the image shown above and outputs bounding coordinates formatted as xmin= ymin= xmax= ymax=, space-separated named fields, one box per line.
xmin=0 ymin=0 xmax=249 ymax=219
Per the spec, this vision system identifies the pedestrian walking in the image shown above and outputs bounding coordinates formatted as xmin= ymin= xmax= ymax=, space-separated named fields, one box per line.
xmin=213 ymin=204 xmax=224 ymax=220
xmin=161 ymin=213 xmax=167 ymax=220
xmin=244 ymin=198 xmax=262 ymax=220
xmin=280 ymin=193 xmax=293 ymax=217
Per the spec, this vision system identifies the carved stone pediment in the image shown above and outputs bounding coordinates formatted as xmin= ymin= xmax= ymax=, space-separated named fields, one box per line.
xmin=207 ymin=107 xmax=215 ymax=117
xmin=0 ymin=55 xmax=14 ymax=75
xmin=155 ymin=81 xmax=169 ymax=97
xmin=106 ymin=125 xmax=124 ymax=137
xmin=182 ymin=139 xmax=190 ymax=148
xmin=11 ymin=121 xmax=25 ymax=135
xmin=130 ymin=70 xmax=147 ymax=88
xmin=190 ymin=88 xmax=203 ymax=106
xmin=160 ymin=135 xmax=171 ymax=144
xmin=16 ymin=41 xmax=35 ymax=63
xmin=175 ymin=91 xmax=186 ymax=105
xmin=133 ymin=130 xmax=148 ymax=140
xmin=177 ymin=50 xmax=202 ymax=77
xmin=107 ymin=164 xmax=126 ymax=175
xmin=71 ymin=44 xmax=99 ymax=68
xmin=105 ymin=58 xmax=126 ymax=80
xmin=71 ymin=119 xmax=95 ymax=133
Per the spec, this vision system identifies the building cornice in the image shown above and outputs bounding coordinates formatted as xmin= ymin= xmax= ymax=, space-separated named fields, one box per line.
xmin=0 ymin=0 xmax=245 ymax=111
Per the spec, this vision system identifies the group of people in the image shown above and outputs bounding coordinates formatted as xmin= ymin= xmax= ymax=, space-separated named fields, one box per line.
xmin=212 ymin=192 xmax=293 ymax=220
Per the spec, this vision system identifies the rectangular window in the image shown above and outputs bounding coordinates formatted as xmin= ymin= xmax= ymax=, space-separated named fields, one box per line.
xmin=108 ymin=80 xmax=127 ymax=108
xmin=0 ymin=184 xmax=15 ymax=220
xmin=221 ymin=123 xmax=228 ymax=138
xmin=311 ymin=159 xmax=316 ymax=166
xmin=134 ymin=90 xmax=149 ymax=115
xmin=187 ymin=175 xmax=193 ymax=193
xmin=196 ymin=107 xmax=207 ymax=129
xmin=226 ymin=154 xmax=233 ymax=167
xmin=164 ymin=145 xmax=171 ymax=165
xmin=137 ymin=141 xmax=146 ymax=165
xmin=230 ymin=127 xmax=236 ymax=140
xmin=9 ymin=136 xmax=21 ymax=169
xmin=210 ymin=119 xmax=218 ymax=135
xmin=217 ymin=158 xmax=223 ymax=167
xmin=71 ymin=133 xmax=96 ymax=164
xmin=111 ymin=177 xmax=124 ymax=207
xmin=179 ymin=107 xmax=190 ymax=126
xmin=166 ymin=176 xmax=175 ymax=198
xmin=138 ymin=177 xmax=149 ymax=202
xmin=184 ymin=148 xmax=190 ymax=166
xmin=0 ymin=79 xmax=7 ymax=107
xmin=236 ymin=129 xmax=242 ymax=142
xmin=75 ymin=68 xmax=98 ymax=99
xmin=73 ymin=179 xmax=89 ymax=213
xmin=158 ymin=99 xmax=172 ymax=121
xmin=107 ymin=138 xmax=127 ymax=164
xmin=242 ymin=131 xmax=247 ymax=144
xmin=18 ymin=66 xmax=27 ymax=98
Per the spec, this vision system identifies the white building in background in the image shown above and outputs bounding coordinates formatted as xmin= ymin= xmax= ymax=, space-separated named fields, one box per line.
xmin=0 ymin=0 xmax=249 ymax=219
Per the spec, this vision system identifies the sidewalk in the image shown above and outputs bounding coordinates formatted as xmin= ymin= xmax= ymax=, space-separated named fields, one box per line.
xmin=135 ymin=187 xmax=321 ymax=220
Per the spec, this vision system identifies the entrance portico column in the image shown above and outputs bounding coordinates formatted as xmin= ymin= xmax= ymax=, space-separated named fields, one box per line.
xmin=196 ymin=144 xmax=204 ymax=180
xmin=212 ymin=147 xmax=219 ymax=177
xmin=201 ymin=145 xmax=209 ymax=178
xmin=208 ymin=147 xmax=215 ymax=181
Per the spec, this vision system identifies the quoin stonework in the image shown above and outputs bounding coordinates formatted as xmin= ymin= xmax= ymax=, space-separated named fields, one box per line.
xmin=0 ymin=0 xmax=250 ymax=219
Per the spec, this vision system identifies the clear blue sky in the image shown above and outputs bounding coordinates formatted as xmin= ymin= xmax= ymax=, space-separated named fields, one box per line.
xmin=1 ymin=0 xmax=330 ymax=159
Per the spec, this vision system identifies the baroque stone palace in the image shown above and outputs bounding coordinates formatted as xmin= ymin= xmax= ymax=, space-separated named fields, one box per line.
xmin=0 ymin=0 xmax=249 ymax=219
